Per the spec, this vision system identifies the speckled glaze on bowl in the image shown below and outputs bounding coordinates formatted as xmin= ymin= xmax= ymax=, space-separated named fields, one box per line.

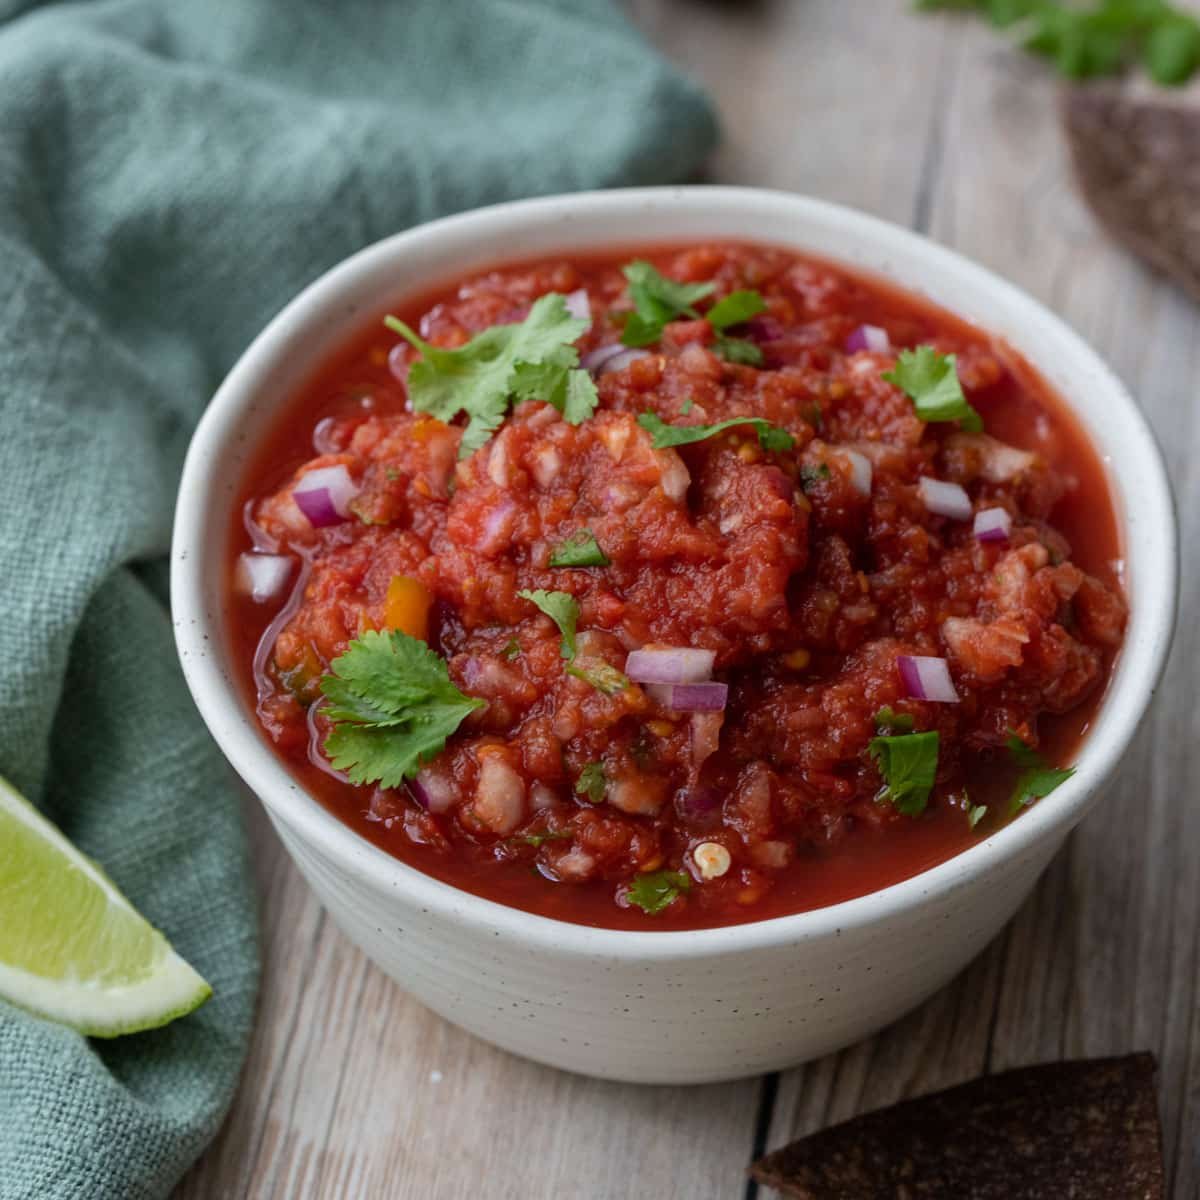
xmin=172 ymin=188 xmax=1176 ymax=1084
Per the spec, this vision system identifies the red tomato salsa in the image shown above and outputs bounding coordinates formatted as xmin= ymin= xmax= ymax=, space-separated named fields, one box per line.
xmin=229 ymin=243 xmax=1125 ymax=930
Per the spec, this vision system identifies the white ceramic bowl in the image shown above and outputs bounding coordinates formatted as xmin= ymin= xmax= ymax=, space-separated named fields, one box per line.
xmin=172 ymin=187 xmax=1176 ymax=1084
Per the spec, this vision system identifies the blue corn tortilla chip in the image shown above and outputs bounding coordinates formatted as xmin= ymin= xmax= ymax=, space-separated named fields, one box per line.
xmin=751 ymin=1054 xmax=1163 ymax=1199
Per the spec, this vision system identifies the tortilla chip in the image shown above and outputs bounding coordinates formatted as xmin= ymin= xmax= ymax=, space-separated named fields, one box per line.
xmin=751 ymin=1054 xmax=1162 ymax=1199
xmin=1064 ymin=87 xmax=1200 ymax=304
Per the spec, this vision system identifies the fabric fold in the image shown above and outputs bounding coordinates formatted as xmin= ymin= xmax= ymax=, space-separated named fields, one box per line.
xmin=0 ymin=1 xmax=716 ymax=1195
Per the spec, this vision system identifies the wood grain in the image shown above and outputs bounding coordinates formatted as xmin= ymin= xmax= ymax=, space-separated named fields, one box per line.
xmin=177 ymin=3 xmax=1198 ymax=1195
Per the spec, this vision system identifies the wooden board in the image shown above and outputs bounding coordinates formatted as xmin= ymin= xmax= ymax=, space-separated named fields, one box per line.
xmin=177 ymin=3 xmax=1199 ymax=1194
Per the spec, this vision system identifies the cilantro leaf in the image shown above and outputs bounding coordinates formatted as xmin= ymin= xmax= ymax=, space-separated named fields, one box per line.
xmin=713 ymin=336 xmax=765 ymax=366
xmin=518 ymin=589 xmax=579 ymax=659
xmin=575 ymin=762 xmax=607 ymax=803
xmin=873 ymin=706 xmax=915 ymax=734
xmin=384 ymin=293 xmax=595 ymax=459
xmin=1005 ymin=733 xmax=1075 ymax=816
xmin=318 ymin=630 xmax=484 ymax=789
xmin=324 ymin=718 xmax=458 ymax=791
xmin=707 ymin=289 xmax=767 ymax=331
xmin=868 ymin=730 xmax=939 ymax=816
xmin=549 ymin=529 xmax=610 ymax=568
xmin=319 ymin=679 xmax=409 ymax=728
xmin=501 ymin=638 xmax=521 ymax=661
xmin=511 ymin=355 xmax=599 ymax=424
xmin=517 ymin=588 xmax=625 ymax=691
xmin=321 ymin=629 xmax=459 ymax=717
xmin=566 ymin=661 xmax=629 ymax=696
xmin=882 ymin=346 xmax=983 ymax=431
xmin=620 ymin=261 xmax=716 ymax=348
xmin=918 ymin=0 xmax=1200 ymax=86
xmin=624 ymin=869 xmax=691 ymax=915
xmin=637 ymin=411 xmax=794 ymax=453
xmin=1026 ymin=9 xmax=1124 ymax=78
xmin=1146 ymin=15 xmax=1200 ymax=83
xmin=561 ymin=368 xmax=600 ymax=425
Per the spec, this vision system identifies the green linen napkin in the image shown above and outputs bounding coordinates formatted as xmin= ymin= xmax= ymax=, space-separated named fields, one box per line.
xmin=0 ymin=2 xmax=716 ymax=1196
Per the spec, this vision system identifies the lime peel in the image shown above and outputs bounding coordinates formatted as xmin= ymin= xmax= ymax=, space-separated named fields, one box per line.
xmin=0 ymin=774 xmax=211 ymax=1037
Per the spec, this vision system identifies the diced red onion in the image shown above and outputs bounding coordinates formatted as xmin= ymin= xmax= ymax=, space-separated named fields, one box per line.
xmin=387 ymin=342 xmax=410 ymax=384
xmin=655 ymin=448 xmax=690 ymax=504
xmin=312 ymin=416 xmax=340 ymax=454
xmin=973 ymin=506 xmax=1013 ymax=543
xmin=897 ymin=654 xmax=960 ymax=703
xmin=582 ymin=345 xmax=649 ymax=376
xmin=476 ymin=495 xmax=517 ymax=555
xmin=747 ymin=315 xmax=785 ymax=342
xmin=980 ymin=441 xmax=1034 ymax=483
xmin=841 ymin=448 xmax=873 ymax=497
xmin=625 ymin=647 xmax=716 ymax=685
xmin=647 ymin=681 xmax=728 ymax=712
xmin=580 ymin=344 xmax=626 ymax=373
xmin=530 ymin=782 xmax=559 ymax=811
xmin=918 ymin=476 xmax=972 ymax=521
xmin=845 ymin=324 xmax=891 ymax=354
xmin=242 ymin=498 xmax=279 ymax=553
xmin=677 ymin=785 xmax=723 ymax=820
xmin=235 ymin=552 xmax=294 ymax=604
xmin=678 ymin=342 xmax=713 ymax=373
xmin=947 ymin=432 xmax=1035 ymax=483
xmin=473 ymin=757 xmax=526 ymax=834
xmin=564 ymin=288 xmax=591 ymax=324
xmin=292 ymin=465 xmax=359 ymax=528
xmin=409 ymin=767 xmax=457 ymax=815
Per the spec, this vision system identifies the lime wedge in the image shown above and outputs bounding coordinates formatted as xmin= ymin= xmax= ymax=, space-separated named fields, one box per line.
xmin=0 ymin=773 xmax=211 ymax=1037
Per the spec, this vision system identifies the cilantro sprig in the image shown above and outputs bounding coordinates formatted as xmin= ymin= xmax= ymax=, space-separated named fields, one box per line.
xmin=517 ymin=589 xmax=578 ymax=659
xmin=917 ymin=0 xmax=1200 ymax=86
xmin=869 ymin=728 xmax=940 ymax=816
xmin=882 ymin=346 xmax=983 ymax=432
xmin=385 ymin=293 xmax=598 ymax=458
xmin=873 ymin=706 xmax=916 ymax=735
xmin=566 ymin=661 xmax=629 ymax=695
xmin=617 ymin=262 xmax=768 ymax=363
xmin=549 ymin=529 xmax=610 ymax=568
xmin=707 ymin=289 xmax=768 ymax=365
xmin=517 ymin=588 xmax=629 ymax=694
xmin=1006 ymin=733 xmax=1075 ymax=816
xmin=637 ymin=411 xmax=794 ymax=453
xmin=318 ymin=630 xmax=484 ymax=788
xmin=575 ymin=762 xmax=607 ymax=803
xmin=706 ymin=289 xmax=767 ymax=330
xmin=620 ymin=261 xmax=715 ymax=348
xmin=624 ymin=869 xmax=691 ymax=915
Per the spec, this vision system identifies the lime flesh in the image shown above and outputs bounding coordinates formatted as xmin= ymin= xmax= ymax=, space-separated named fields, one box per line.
xmin=0 ymin=774 xmax=211 ymax=1036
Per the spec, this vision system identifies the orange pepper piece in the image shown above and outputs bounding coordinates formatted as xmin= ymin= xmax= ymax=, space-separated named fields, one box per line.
xmin=384 ymin=575 xmax=432 ymax=641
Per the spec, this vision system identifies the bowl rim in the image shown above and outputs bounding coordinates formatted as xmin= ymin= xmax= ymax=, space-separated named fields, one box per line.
xmin=171 ymin=185 xmax=1177 ymax=961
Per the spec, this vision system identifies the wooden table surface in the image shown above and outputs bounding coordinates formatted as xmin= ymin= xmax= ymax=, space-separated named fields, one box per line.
xmin=177 ymin=4 xmax=1199 ymax=1196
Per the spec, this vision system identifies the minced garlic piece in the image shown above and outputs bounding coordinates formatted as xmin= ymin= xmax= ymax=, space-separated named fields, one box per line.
xmin=692 ymin=842 xmax=732 ymax=881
